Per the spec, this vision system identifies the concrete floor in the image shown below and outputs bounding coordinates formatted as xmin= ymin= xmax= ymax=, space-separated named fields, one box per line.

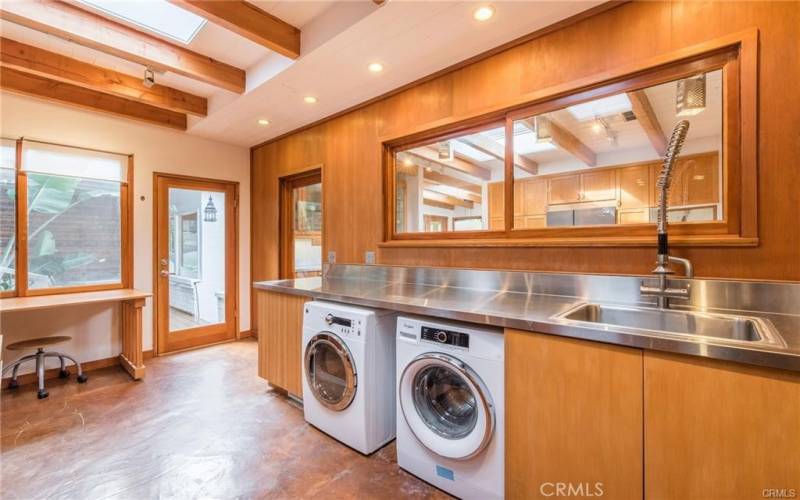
xmin=0 ymin=339 xmax=450 ymax=499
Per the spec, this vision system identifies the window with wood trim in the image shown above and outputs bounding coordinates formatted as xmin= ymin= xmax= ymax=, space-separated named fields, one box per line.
xmin=0 ymin=139 xmax=133 ymax=297
xmin=384 ymin=37 xmax=755 ymax=247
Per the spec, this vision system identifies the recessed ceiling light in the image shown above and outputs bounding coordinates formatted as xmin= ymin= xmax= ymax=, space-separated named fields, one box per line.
xmin=257 ymin=119 xmax=270 ymax=126
xmin=303 ymin=96 xmax=318 ymax=104
xmin=368 ymin=62 xmax=384 ymax=73
xmin=473 ymin=5 xmax=495 ymax=21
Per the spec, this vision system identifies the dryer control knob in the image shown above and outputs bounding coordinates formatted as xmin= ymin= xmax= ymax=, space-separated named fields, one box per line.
xmin=435 ymin=331 xmax=448 ymax=343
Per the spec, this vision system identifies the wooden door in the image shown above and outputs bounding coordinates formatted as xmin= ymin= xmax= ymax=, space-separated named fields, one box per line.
xmin=155 ymin=174 xmax=238 ymax=354
xmin=581 ymin=170 xmax=616 ymax=202
xmin=279 ymin=169 xmax=322 ymax=279
xmin=548 ymin=174 xmax=581 ymax=204
xmin=618 ymin=164 xmax=651 ymax=209
xmin=506 ymin=330 xmax=643 ymax=499
xmin=644 ymin=352 xmax=800 ymax=500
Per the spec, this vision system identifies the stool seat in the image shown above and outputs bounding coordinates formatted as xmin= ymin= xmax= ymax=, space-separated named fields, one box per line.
xmin=6 ymin=336 xmax=72 ymax=351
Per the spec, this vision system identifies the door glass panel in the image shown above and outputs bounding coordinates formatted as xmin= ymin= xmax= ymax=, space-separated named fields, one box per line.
xmin=309 ymin=340 xmax=349 ymax=405
xmin=167 ymin=188 xmax=225 ymax=331
xmin=413 ymin=365 xmax=478 ymax=439
xmin=293 ymin=182 xmax=321 ymax=278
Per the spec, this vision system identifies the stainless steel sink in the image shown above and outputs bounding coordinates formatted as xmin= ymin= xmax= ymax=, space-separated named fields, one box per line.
xmin=556 ymin=303 xmax=786 ymax=347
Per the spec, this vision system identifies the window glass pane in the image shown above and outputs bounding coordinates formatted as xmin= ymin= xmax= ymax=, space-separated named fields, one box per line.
xmin=22 ymin=142 xmax=128 ymax=183
xmin=294 ymin=182 xmax=322 ymax=277
xmin=394 ymin=124 xmax=504 ymax=233
xmin=512 ymin=69 xmax=723 ymax=229
xmin=0 ymin=166 xmax=15 ymax=291
xmin=27 ymin=173 xmax=121 ymax=289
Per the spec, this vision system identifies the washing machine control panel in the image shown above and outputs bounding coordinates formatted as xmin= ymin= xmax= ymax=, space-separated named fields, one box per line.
xmin=421 ymin=326 xmax=469 ymax=349
xmin=324 ymin=313 xmax=362 ymax=337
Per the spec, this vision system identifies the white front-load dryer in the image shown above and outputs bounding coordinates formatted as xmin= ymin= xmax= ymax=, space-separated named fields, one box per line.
xmin=396 ymin=316 xmax=504 ymax=500
xmin=302 ymin=300 xmax=397 ymax=455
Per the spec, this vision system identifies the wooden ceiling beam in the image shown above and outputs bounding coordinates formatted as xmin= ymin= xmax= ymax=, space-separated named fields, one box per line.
xmin=627 ymin=90 xmax=667 ymax=157
xmin=423 ymin=169 xmax=481 ymax=194
xmin=168 ymin=0 xmax=300 ymax=59
xmin=0 ymin=67 xmax=187 ymax=130
xmin=0 ymin=37 xmax=207 ymax=116
xmin=424 ymin=181 xmax=482 ymax=203
xmin=533 ymin=116 xmax=596 ymax=167
xmin=0 ymin=0 xmax=246 ymax=93
xmin=408 ymin=147 xmax=491 ymax=181
xmin=423 ymin=189 xmax=474 ymax=209
xmin=423 ymin=199 xmax=454 ymax=211
xmin=457 ymin=134 xmax=538 ymax=175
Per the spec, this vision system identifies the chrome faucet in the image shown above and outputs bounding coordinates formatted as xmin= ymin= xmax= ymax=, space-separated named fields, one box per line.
xmin=640 ymin=120 xmax=694 ymax=309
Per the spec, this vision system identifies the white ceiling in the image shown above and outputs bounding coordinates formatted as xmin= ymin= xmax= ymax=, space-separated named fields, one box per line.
xmin=1 ymin=0 xmax=604 ymax=147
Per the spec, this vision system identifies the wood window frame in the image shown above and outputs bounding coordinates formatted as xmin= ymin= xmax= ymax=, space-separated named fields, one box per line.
xmin=3 ymin=139 xmax=133 ymax=298
xmin=381 ymin=29 xmax=758 ymax=248
xmin=278 ymin=167 xmax=323 ymax=280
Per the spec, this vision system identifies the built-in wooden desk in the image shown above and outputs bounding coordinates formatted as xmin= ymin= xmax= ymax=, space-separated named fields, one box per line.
xmin=0 ymin=289 xmax=152 ymax=380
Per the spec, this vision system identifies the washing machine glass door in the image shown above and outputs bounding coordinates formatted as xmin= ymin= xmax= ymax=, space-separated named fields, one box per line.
xmin=304 ymin=332 xmax=357 ymax=411
xmin=399 ymin=352 xmax=495 ymax=460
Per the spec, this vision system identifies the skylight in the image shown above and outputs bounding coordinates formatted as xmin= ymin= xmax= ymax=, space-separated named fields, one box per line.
xmin=567 ymin=93 xmax=632 ymax=121
xmin=76 ymin=0 xmax=207 ymax=44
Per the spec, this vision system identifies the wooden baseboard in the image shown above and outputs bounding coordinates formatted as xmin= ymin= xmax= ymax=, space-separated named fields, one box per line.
xmin=2 ymin=350 xmax=154 ymax=388
xmin=239 ymin=329 xmax=255 ymax=339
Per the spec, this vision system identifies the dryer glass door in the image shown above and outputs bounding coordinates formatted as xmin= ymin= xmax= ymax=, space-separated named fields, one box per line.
xmin=399 ymin=352 xmax=495 ymax=460
xmin=305 ymin=332 xmax=357 ymax=411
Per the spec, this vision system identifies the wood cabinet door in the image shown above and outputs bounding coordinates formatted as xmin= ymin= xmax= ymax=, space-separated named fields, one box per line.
xmin=548 ymin=174 xmax=581 ymax=204
xmin=682 ymin=154 xmax=719 ymax=205
xmin=257 ymin=291 xmax=308 ymax=398
xmin=644 ymin=352 xmax=800 ymax=500
xmin=506 ymin=330 xmax=643 ymax=500
xmin=618 ymin=164 xmax=651 ymax=208
xmin=488 ymin=181 xmax=505 ymax=222
xmin=618 ymin=208 xmax=650 ymax=224
xmin=523 ymin=215 xmax=546 ymax=228
xmin=523 ymin=179 xmax=547 ymax=215
xmin=581 ymin=170 xmax=616 ymax=202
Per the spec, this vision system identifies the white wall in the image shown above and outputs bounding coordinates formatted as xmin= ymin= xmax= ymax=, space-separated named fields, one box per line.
xmin=0 ymin=92 xmax=251 ymax=373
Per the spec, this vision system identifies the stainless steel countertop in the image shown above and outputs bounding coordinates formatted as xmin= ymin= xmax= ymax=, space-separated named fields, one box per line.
xmin=253 ymin=265 xmax=800 ymax=372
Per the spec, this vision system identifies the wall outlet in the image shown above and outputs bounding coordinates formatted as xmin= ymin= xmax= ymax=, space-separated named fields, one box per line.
xmin=365 ymin=251 xmax=375 ymax=264
xmin=327 ymin=251 xmax=336 ymax=263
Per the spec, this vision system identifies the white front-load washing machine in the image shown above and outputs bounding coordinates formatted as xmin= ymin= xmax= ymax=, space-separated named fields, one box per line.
xmin=302 ymin=300 xmax=397 ymax=455
xmin=396 ymin=316 xmax=504 ymax=500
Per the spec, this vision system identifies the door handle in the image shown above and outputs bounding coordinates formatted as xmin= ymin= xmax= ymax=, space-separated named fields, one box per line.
xmin=160 ymin=270 xmax=169 ymax=277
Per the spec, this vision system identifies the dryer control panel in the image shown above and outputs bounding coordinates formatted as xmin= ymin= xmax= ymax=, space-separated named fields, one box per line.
xmin=421 ymin=326 xmax=469 ymax=349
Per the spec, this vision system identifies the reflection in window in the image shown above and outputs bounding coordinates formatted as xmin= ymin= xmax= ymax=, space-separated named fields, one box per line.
xmin=0 ymin=139 xmax=16 ymax=291
xmin=512 ymin=70 xmax=723 ymax=229
xmin=394 ymin=125 xmax=505 ymax=233
xmin=294 ymin=182 xmax=322 ymax=277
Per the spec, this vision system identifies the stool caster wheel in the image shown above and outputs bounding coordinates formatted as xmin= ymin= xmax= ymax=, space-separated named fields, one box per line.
xmin=77 ymin=374 xmax=88 ymax=384
xmin=59 ymin=369 xmax=70 ymax=379
xmin=37 ymin=389 xmax=49 ymax=399
xmin=8 ymin=379 xmax=19 ymax=390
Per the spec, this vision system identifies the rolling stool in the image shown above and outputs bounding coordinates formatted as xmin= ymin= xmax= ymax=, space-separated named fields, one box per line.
xmin=2 ymin=336 xmax=88 ymax=399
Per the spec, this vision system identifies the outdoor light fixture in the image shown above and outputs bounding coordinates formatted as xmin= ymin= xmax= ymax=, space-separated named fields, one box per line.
xmin=203 ymin=195 xmax=217 ymax=222
xmin=437 ymin=141 xmax=453 ymax=160
xmin=676 ymin=73 xmax=706 ymax=116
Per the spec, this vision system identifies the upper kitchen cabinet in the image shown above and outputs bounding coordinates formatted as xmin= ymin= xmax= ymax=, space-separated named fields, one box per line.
xmin=383 ymin=35 xmax=756 ymax=246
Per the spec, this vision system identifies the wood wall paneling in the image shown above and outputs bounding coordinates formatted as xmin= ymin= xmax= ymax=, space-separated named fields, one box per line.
xmin=251 ymin=2 xmax=800 ymax=281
